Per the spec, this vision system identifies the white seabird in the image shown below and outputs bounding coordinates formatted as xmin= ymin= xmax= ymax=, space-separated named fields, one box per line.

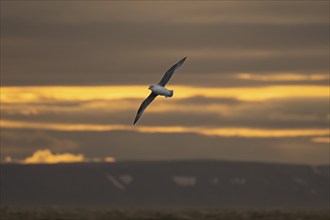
xmin=133 ymin=57 xmax=187 ymax=125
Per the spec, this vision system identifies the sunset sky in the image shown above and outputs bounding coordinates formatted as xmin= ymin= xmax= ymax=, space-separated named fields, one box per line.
xmin=1 ymin=1 xmax=329 ymax=164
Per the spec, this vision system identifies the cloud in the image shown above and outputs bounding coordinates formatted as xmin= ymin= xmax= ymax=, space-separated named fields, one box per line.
xmin=104 ymin=156 xmax=116 ymax=163
xmin=3 ymin=1 xmax=328 ymax=25
xmin=1 ymin=87 xmax=328 ymax=130
xmin=1 ymin=85 xmax=328 ymax=104
xmin=2 ymin=2 xmax=328 ymax=87
xmin=0 ymin=130 xmax=79 ymax=157
xmin=312 ymin=137 xmax=330 ymax=143
xmin=4 ymin=156 xmax=13 ymax=163
xmin=1 ymin=120 xmax=328 ymax=139
xmin=237 ymin=73 xmax=329 ymax=82
xmin=2 ymin=128 xmax=328 ymax=165
xmin=1 ymin=97 xmax=326 ymax=128
xmin=23 ymin=149 xmax=85 ymax=164
xmin=17 ymin=149 xmax=116 ymax=164
xmin=36 ymin=129 xmax=330 ymax=165
xmin=2 ymin=2 xmax=328 ymax=30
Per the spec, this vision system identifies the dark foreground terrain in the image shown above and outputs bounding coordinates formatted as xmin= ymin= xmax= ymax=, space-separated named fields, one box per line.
xmin=1 ymin=161 xmax=329 ymax=208
xmin=1 ymin=207 xmax=329 ymax=220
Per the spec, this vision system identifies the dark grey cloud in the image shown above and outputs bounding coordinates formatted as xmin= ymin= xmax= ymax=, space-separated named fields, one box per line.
xmin=3 ymin=1 xmax=328 ymax=24
xmin=0 ymin=130 xmax=79 ymax=156
xmin=1 ymin=128 xmax=328 ymax=165
xmin=1 ymin=97 xmax=328 ymax=129
xmin=1 ymin=1 xmax=328 ymax=86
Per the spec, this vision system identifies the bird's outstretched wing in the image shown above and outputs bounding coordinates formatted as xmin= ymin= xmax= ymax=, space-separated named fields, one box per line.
xmin=158 ymin=57 xmax=187 ymax=86
xmin=133 ymin=92 xmax=158 ymax=125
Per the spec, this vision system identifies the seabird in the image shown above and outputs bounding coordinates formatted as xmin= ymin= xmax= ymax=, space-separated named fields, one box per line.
xmin=133 ymin=57 xmax=187 ymax=125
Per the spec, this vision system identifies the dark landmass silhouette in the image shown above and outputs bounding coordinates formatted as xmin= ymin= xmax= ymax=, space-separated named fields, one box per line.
xmin=1 ymin=160 xmax=329 ymax=209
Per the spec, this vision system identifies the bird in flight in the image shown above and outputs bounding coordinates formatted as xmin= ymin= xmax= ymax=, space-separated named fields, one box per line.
xmin=133 ymin=57 xmax=187 ymax=125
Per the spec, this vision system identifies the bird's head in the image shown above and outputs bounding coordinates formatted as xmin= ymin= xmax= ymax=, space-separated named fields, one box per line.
xmin=148 ymin=85 xmax=153 ymax=90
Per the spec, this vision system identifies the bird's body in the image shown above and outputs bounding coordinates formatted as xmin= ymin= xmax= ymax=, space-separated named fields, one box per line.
xmin=133 ymin=57 xmax=187 ymax=125
xmin=149 ymin=85 xmax=173 ymax=98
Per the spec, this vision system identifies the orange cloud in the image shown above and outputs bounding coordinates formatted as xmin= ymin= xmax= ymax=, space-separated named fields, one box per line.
xmin=104 ymin=156 xmax=116 ymax=162
xmin=23 ymin=149 xmax=85 ymax=164
xmin=1 ymin=85 xmax=328 ymax=104
xmin=312 ymin=137 xmax=330 ymax=143
xmin=137 ymin=126 xmax=330 ymax=138
xmin=237 ymin=73 xmax=329 ymax=81
xmin=20 ymin=149 xmax=116 ymax=164
xmin=1 ymin=120 xmax=328 ymax=138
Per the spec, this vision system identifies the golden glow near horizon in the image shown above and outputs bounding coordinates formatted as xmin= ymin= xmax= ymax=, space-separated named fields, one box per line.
xmin=23 ymin=149 xmax=85 ymax=164
xmin=237 ymin=73 xmax=329 ymax=81
xmin=1 ymin=85 xmax=329 ymax=142
xmin=312 ymin=137 xmax=330 ymax=143
xmin=19 ymin=149 xmax=116 ymax=164
xmin=1 ymin=119 xmax=329 ymax=139
xmin=1 ymin=85 xmax=329 ymax=103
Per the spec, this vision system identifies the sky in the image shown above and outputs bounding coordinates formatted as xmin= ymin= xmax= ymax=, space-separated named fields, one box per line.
xmin=1 ymin=1 xmax=329 ymax=165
